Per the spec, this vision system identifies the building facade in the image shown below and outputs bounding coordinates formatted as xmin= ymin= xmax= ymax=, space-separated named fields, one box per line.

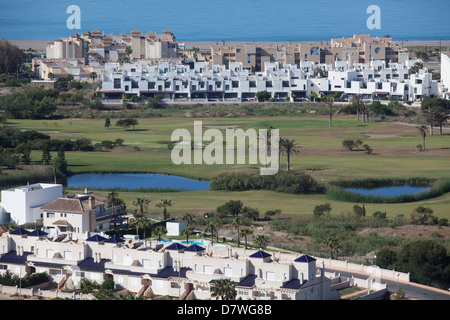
xmin=0 ymin=229 xmax=340 ymax=300
xmin=0 ymin=183 xmax=63 ymax=225
xmin=211 ymin=34 xmax=406 ymax=72
xmin=101 ymin=57 xmax=438 ymax=102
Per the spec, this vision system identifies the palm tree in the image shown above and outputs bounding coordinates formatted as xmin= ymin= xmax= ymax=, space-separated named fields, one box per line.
xmin=205 ymin=220 xmax=218 ymax=246
xmin=418 ymin=125 xmax=428 ymax=151
xmin=181 ymin=225 xmax=195 ymax=244
xmin=232 ymin=216 xmax=243 ymax=248
xmin=254 ymin=234 xmax=269 ymax=249
xmin=324 ymin=235 xmax=341 ymax=259
xmin=156 ymin=198 xmax=172 ymax=221
xmin=130 ymin=211 xmax=147 ymax=237
xmin=280 ymin=138 xmax=300 ymax=171
xmin=351 ymin=94 xmax=365 ymax=121
xmin=133 ymin=196 xmax=151 ymax=215
xmin=153 ymin=225 xmax=167 ymax=241
xmin=181 ymin=212 xmax=194 ymax=226
xmin=211 ymin=278 xmax=237 ymax=300
xmin=324 ymin=93 xmax=339 ymax=127
xmin=240 ymin=228 xmax=253 ymax=249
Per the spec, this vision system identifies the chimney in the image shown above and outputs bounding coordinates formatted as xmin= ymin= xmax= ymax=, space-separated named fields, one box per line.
xmin=89 ymin=196 xmax=95 ymax=209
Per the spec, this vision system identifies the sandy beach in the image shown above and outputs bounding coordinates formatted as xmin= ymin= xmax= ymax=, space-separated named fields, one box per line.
xmin=7 ymin=39 xmax=450 ymax=52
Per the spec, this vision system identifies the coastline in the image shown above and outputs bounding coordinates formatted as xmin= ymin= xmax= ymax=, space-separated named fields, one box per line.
xmin=7 ymin=39 xmax=450 ymax=52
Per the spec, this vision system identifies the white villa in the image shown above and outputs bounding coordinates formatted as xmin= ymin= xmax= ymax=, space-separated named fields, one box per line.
xmin=0 ymin=183 xmax=63 ymax=225
xmin=101 ymin=58 xmax=438 ymax=102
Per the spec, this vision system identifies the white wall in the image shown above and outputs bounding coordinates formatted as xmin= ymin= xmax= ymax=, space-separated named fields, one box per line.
xmin=1 ymin=184 xmax=63 ymax=225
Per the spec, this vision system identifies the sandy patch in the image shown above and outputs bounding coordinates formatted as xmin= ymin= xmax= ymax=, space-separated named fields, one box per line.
xmin=364 ymin=134 xmax=405 ymax=139
xmin=204 ymin=125 xmax=239 ymax=129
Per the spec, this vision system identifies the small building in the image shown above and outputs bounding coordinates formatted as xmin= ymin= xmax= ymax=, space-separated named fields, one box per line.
xmin=0 ymin=183 xmax=63 ymax=225
xmin=166 ymin=220 xmax=187 ymax=237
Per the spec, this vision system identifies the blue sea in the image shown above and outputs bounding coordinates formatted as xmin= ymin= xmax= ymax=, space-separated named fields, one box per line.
xmin=1 ymin=0 xmax=449 ymax=41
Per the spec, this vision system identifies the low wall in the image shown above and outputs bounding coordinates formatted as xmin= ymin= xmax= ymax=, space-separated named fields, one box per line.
xmin=316 ymin=257 xmax=410 ymax=282
xmin=0 ymin=284 xmax=95 ymax=300
xmin=356 ymin=288 xmax=389 ymax=300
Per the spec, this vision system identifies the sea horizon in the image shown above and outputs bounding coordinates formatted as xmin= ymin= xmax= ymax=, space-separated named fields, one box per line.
xmin=1 ymin=0 xmax=450 ymax=42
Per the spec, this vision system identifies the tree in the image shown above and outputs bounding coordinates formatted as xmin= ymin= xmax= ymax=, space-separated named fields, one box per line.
xmin=156 ymin=198 xmax=172 ymax=221
xmin=153 ymin=225 xmax=167 ymax=241
xmin=313 ymin=203 xmax=332 ymax=218
xmin=280 ymin=138 xmax=300 ymax=171
xmin=421 ymin=97 xmax=449 ymax=135
xmin=254 ymin=235 xmax=269 ymax=249
xmin=350 ymin=94 xmax=366 ymax=121
xmin=41 ymin=143 xmax=51 ymax=164
xmin=324 ymin=235 xmax=341 ymax=259
xmin=256 ymin=91 xmax=271 ymax=102
xmin=89 ymin=72 xmax=98 ymax=83
xmin=133 ymin=196 xmax=151 ymax=216
xmin=216 ymin=200 xmax=243 ymax=218
xmin=232 ymin=216 xmax=244 ymax=248
xmin=417 ymin=125 xmax=428 ymax=151
xmin=353 ymin=204 xmax=366 ymax=217
xmin=116 ymin=118 xmax=139 ymax=131
xmin=130 ymin=211 xmax=151 ymax=238
xmin=146 ymin=95 xmax=163 ymax=109
xmin=181 ymin=225 xmax=195 ymax=244
xmin=205 ymin=220 xmax=218 ymax=246
xmin=181 ymin=212 xmax=194 ymax=226
xmin=264 ymin=209 xmax=281 ymax=221
xmin=240 ymin=228 xmax=253 ymax=249
xmin=53 ymin=147 xmax=68 ymax=174
xmin=104 ymin=117 xmax=111 ymax=130
xmin=211 ymin=278 xmax=237 ymax=300
xmin=395 ymin=240 xmax=450 ymax=285
xmin=323 ymin=92 xmax=339 ymax=127
xmin=0 ymin=40 xmax=25 ymax=75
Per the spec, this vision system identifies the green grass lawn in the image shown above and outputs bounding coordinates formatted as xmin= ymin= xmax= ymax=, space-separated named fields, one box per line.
xmin=10 ymin=115 xmax=450 ymax=220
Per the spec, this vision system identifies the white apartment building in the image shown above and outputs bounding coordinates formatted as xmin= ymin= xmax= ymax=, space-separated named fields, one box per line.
xmin=0 ymin=183 xmax=63 ymax=225
xmin=101 ymin=59 xmax=438 ymax=102
xmin=440 ymin=52 xmax=450 ymax=100
xmin=0 ymin=230 xmax=340 ymax=300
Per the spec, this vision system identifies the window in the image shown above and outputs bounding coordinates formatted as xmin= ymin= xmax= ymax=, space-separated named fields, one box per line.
xmin=47 ymin=213 xmax=55 ymax=218
xmin=142 ymin=259 xmax=151 ymax=268
xmin=248 ymin=55 xmax=251 ymax=63
xmin=0 ymin=264 xmax=7 ymax=270
xmin=113 ymin=78 xmax=121 ymax=89
xmin=203 ymin=265 xmax=213 ymax=274
xmin=47 ymin=249 xmax=54 ymax=259
xmin=266 ymin=271 xmax=276 ymax=281
xmin=148 ymin=82 xmax=155 ymax=89
xmin=129 ymin=278 xmax=139 ymax=286
xmin=75 ymin=271 xmax=85 ymax=277
xmin=223 ymin=267 xmax=232 ymax=276
xmin=63 ymin=251 xmax=72 ymax=260
xmin=123 ymin=256 xmax=132 ymax=265
xmin=91 ymin=273 xmax=101 ymax=280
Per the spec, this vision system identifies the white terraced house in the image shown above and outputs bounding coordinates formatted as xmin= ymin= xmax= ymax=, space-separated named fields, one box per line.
xmin=0 ymin=229 xmax=340 ymax=300
xmin=101 ymin=58 xmax=438 ymax=103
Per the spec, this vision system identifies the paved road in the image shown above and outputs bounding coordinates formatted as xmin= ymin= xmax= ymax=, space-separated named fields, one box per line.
xmin=325 ymin=267 xmax=450 ymax=300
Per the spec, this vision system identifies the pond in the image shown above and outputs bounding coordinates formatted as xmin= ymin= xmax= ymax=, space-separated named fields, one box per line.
xmin=344 ymin=184 xmax=432 ymax=197
xmin=65 ymin=173 xmax=210 ymax=191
